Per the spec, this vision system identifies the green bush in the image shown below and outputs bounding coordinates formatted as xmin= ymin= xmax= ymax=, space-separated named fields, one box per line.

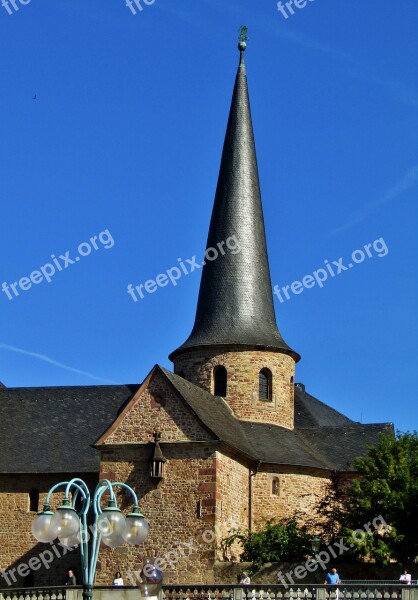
xmin=221 ymin=518 xmax=311 ymax=568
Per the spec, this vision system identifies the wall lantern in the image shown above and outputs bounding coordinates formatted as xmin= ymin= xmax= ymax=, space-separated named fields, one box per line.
xmin=150 ymin=432 xmax=166 ymax=480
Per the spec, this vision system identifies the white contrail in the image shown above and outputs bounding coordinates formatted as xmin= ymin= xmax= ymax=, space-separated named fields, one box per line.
xmin=329 ymin=165 xmax=418 ymax=237
xmin=0 ymin=343 xmax=118 ymax=384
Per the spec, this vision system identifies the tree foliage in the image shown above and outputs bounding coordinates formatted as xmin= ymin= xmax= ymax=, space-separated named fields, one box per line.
xmin=219 ymin=432 xmax=418 ymax=568
xmin=341 ymin=431 xmax=418 ymax=564
xmin=220 ymin=518 xmax=312 ymax=568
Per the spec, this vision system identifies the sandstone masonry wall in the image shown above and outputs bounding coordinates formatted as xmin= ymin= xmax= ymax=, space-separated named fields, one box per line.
xmin=215 ymin=452 xmax=249 ymax=560
xmin=98 ymin=445 xmax=218 ymax=585
xmin=251 ymin=466 xmax=330 ymax=526
xmin=103 ymin=370 xmax=214 ymax=445
xmin=173 ymin=348 xmax=295 ymax=429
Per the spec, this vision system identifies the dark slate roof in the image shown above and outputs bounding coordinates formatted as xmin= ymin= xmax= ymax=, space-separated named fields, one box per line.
xmin=299 ymin=424 xmax=394 ymax=470
xmin=0 ymin=368 xmax=391 ymax=474
xmin=170 ymin=48 xmax=299 ymax=362
xmin=161 ymin=368 xmax=391 ymax=471
xmin=294 ymin=383 xmax=356 ymax=428
xmin=0 ymin=384 xmax=137 ymax=473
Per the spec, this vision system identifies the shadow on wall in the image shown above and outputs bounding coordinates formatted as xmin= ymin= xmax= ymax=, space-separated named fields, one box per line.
xmin=0 ymin=540 xmax=82 ymax=588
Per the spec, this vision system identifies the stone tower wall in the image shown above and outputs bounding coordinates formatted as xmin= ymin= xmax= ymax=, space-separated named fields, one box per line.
xmin=173 ymin=347 xmax=295 ymax=429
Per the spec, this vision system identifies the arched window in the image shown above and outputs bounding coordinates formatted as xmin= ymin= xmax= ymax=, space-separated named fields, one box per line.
xmin=259 ymin=369 xmax=272 ymax=401
xmin=271 ymin=477 xmax=280 ymax=497
xmin=290 ymin=376 xmax=294 ymax=401
xmin=29 ymin=488 xmax=39 ymax=512
xmin=214 ymin=366 xmax=227 ymax=396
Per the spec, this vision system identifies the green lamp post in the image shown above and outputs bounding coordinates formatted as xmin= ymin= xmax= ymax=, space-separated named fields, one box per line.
xmin=311 ymin=535 xmax=321 ymax=584
xmin=311 ymin=535 xmax=320 ymax=554
xmin=31 ymin=478 xmax=150 ymax=600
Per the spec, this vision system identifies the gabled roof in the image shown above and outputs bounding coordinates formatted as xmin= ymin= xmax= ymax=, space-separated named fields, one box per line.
xmin=161 ymin=367 xmax=328 ymax=468
xmin=160 ymin=368 xmax=391 ymax=471
xmin=0 ymin=384 xmax=138 ymax=473
xmin=0 ymin=368 xmax=392 ymax=474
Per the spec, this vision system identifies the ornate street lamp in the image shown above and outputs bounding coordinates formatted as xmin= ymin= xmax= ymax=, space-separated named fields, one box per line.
xmin=31 ymin=478 xmax=151 ymax=600
xmin=311 ymin=535 xmax=320 ymax=554
xmin=311 ymin=535 xmax=321 ymax=585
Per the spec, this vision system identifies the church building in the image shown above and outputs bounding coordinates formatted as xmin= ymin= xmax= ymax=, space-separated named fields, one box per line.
xmin=0 ymin=42 xmax=391 ymax=587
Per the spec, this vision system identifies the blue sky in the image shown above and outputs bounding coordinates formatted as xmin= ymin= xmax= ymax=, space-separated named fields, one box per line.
xmin=0 ymin=0 xmax=416 ymax=433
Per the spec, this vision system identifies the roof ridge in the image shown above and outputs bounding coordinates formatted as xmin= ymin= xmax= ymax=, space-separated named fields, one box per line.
xmin=160 ymin=367 xmax=335 ymax=470
xmin=160 ymin=366 xmax=236 ymax=417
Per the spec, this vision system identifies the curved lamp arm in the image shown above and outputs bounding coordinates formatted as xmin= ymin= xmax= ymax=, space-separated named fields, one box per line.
xmin=31 ymin=476 xmax=148 ymax=599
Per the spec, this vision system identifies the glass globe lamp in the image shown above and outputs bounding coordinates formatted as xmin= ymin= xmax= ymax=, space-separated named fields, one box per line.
xmin=59 ymin=532 xmax=81 ymax=549
xmin=59 ymin=528 xmax=90 ymax=549
xmin=49 ymin=500 xmax=80 ymax=539
xmin=31 ymin=508 xmax=55 ymax=543
xmin=102 ymin=533 xmax=126 ymax=548
xmin=123 ymin=509 xmax=149 ymax=545
xmin=138 ymin=559 xmax=163 ymax=599
xmin=97 ymin=501 xmax=126 ymax=542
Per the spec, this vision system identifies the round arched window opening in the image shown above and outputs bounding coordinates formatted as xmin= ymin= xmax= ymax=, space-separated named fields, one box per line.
xmin=259 ymin=368 xmax=272 ymax=401
xmin=214 ymin=366 xmax=227 ymax=397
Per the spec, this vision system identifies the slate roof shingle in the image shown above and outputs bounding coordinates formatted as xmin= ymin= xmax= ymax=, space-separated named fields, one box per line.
xmin=0 ymin=384 xmax=138 ymax=473
xmin=169 ymin=53 xmax=298 ymax=362
xmin=162 ymin=368 xmax=392 ymax=471
xmin=0 ymin=368 xmax=392 ymax=474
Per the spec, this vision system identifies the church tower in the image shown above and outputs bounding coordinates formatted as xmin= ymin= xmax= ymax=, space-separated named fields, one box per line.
xmin=169 ymin=40 xmax=300 ymax=429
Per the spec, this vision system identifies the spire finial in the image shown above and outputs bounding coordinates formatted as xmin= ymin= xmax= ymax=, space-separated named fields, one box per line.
xmin=238 ymin=25 xmax=248 ymax=54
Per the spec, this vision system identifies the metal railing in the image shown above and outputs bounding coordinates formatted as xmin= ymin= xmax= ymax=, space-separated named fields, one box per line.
xmin=0 ymin=587 xmax=69 ymax=600
xmin=161 ymin=584 xmax=418 ymax=600
xmin=0 ymin=584 xmax=417 ymax=600
xmin=341 ymin=582 xmax=418 ymax=586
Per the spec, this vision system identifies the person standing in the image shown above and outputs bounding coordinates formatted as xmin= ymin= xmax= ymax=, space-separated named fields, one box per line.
xmin=65 ymin=569 xmax=76 ymax=585
xmin=325 ymin=568 xmax=340 ymax=598
xmin=113 ymin=571 xmax=124 ymax=586
xmin=400 ymin=569 xmax=412 ymax=584
xmin=324 ymin=568 xmax=340 ymax=585
xmin=240 ymin=572 xmax=251 ymax=585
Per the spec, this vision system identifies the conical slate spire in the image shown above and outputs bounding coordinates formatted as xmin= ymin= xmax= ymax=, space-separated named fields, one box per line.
xmin=170 ymin=43 xmax=299 ymax=362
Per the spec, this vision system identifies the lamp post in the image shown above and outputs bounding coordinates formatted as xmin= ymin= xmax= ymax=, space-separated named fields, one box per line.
xmin=31 ymin=478 xmax=151 ymax=600
xmin=311 ymin=535 xmax=321 ymax=585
